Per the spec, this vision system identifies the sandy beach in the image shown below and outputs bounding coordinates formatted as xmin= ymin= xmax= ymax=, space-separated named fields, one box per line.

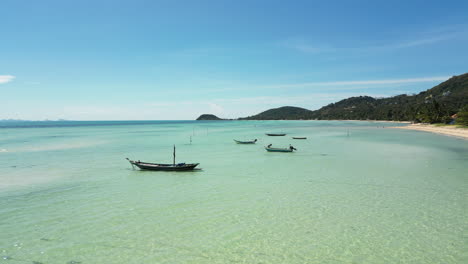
xmin=338 ymin=120 xmax=411 ymax=124
xmin=394 ymin=123 xmax=468 ymax=140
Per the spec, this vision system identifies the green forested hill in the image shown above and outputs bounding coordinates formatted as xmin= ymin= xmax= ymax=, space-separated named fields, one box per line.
xmin=240 ymin=73 xmax=468 ymax=123
xmin=196 ymin=114 xmax=222 ymax=120
xmin=240 ymin=106 xmax=314 ymax=120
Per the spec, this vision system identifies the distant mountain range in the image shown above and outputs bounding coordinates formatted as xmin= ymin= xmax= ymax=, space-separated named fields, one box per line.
xmin=236 ymin=73 xmax=468 ymax=123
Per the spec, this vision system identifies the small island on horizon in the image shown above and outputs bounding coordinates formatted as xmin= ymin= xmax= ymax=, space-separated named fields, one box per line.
xmin=196 ymin=114 xmax=223 ymax=120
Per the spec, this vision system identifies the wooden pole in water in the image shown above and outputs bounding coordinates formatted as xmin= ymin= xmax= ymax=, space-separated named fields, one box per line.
xmin=173 ymin=145 xmax=176 ymax=166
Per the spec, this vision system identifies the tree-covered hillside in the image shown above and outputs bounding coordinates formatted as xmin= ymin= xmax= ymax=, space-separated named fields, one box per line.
xmin=310 ymin=73 xmax=468 ymax=122
xmin=196 ymin=114 xmax=222 ymax=120
xmin=239 ymin=73 xmax=468 ymax=123
xmin=240 ymin=106 xmax=314 ymax=120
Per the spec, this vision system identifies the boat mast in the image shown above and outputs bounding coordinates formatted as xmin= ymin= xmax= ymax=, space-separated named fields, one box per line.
xmin=173 ymin=145 xmax=176 ymax=166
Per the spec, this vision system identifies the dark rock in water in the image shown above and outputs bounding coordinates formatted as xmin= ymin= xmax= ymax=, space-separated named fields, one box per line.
xmin=40 ymin=238 xmax=51 ymax=241
xmin=196 ymin=114 xmax=222 ymax=120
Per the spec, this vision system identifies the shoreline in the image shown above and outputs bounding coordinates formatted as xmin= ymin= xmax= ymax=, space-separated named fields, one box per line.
xmin=392 ymin=123 xmax=468 ymax=140
xmin=235 ymin=119 xmax=412 ymax=124
xmin=332 ymin=120 xmax=411 ymax=124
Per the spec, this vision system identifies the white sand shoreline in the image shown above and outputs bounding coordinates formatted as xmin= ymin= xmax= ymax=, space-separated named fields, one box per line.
xmin=392 ymin=124 xmax=468 ymax=140
xmin=334 ymin=120 xmax=411 ymax=124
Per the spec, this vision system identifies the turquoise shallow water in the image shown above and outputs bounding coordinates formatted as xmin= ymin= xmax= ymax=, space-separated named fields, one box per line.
xmin=0 ymin=120 xmax=467 ymax=263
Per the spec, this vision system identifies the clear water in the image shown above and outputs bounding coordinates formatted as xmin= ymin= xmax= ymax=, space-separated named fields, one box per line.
xmin=0 ymin=120 xmax=467 ymax=263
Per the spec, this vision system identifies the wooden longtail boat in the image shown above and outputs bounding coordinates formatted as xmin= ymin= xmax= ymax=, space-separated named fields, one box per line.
xmin=126 ymin=159 xmax=199 ymax=171
xmin=234 ymin=139 xmax=257 ymax=144
xmin=265 ymin=145 xmax=297 ymax=152
xmin=265 ymin=133 xmax=286 ymax=136
xmin=126 ymin=145 xmax=199 ymax=171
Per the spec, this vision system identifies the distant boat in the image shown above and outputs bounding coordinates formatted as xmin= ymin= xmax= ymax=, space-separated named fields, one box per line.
xmin=234 ymin=139 xmax=257 ymax=144
xmin=292 ymin=137 xmax=307 ymax=139
xmin=265 ymin=145 xmax=297 ymax=152
xmin=266 ymin=133 xmax=286 ymax=136
xmin=126 ymin=145 xmax=199 ymax=171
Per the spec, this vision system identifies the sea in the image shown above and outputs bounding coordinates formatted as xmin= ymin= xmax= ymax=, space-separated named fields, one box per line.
xmin=0 ymin=120 xmax=467 ymax=263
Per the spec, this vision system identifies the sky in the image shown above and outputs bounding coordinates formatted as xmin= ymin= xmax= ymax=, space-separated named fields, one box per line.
xmin=1 ymin=0 xmax=467 ymax=120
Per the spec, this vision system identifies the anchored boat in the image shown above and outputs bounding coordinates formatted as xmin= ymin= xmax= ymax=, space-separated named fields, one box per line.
xmin=265 ymin=144 xmax=297 ymax=152
xmin=234 ymin=139 xmax=257 ymax=144
xmin=126 ymin=145 xmax=199 ymax=171
xmin=266 ymin=133 xmax=286 ymax=136
xmin=126 ymin=159 xmax=199 ymax=171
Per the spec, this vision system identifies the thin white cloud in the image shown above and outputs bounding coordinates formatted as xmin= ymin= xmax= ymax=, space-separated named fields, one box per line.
xmin=258 ymin=76 xmax=450 ymax=89
xmin=208 ymin=103 xmax=224 ymax=115
xmin=283 ymin=25 xmax=468 ymax=54
xmin=153 ymin=75 xmax=451 ymax=94
xmin=213 ymin=93 xmax=390 ymax=106
xmin=0 ymin=75 xmax=15 ymax=84
xmin=285 ymin=35 xmax=456 ymax=54
xmin=392 ymin=36 xmax=451 ymax=49
xmin=376 ymin=29 xmax=466 ymax=50
xmin=2 ymin=89 xmax=407 ymax=120
xmin=140 ymin=93 xmax=391 ymax=118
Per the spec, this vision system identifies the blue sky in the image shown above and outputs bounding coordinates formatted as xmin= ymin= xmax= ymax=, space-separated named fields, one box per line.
xmin=1 ymin=0 xmax=467 ymax=120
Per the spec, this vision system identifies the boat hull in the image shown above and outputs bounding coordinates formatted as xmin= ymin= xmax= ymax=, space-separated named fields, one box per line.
xmin=234 ymin=139 xmax=257 ymax=144
xmin=127 ymin=159 xmax=199 ymax=171
xmin=265 ymin=147 xmax=294 ymax=152
xmin=292 ymin=137 xmax=307 ymax=139
xmin=266 ymin=133 xmax=286 ymax=136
